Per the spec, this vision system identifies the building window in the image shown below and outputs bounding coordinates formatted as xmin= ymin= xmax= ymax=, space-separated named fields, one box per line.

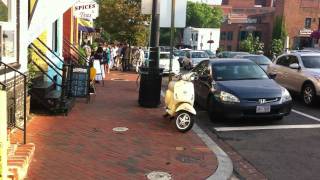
xmin=222 ymin=0 xmax=229 ymax=5
xmin=255 ymin=0 xmax=266 ymax=6
xmin=0 ymin=0 xmax=16 ymax=64
xmin=220 ymin=32 xmax=226 ymax=40
xmin=305 ymin=18 xmax=312 ymax=29
xmin=195 ymin=33 xmax=198 ymax=41
xmin=52 ymin=20 xmax=58 ymax=52
xmin=227 ymin=32 xmax=233 ymax=41
xmin=0 ymin=0 xmax=9 ymax=22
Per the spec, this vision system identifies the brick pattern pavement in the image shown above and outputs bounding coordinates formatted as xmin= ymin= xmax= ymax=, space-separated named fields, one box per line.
xmin=12 ymin=71 xmax=218 ymax=180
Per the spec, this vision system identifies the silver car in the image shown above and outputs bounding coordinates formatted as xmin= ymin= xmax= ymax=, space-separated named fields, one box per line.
xmin=182 ymin=50 xmax=209 ymax=70
xmin=267 ymin=51 xmax=320 ymax=105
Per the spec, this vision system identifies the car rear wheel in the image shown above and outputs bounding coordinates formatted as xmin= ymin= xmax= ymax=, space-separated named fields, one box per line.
xmin=302 ymin=83 xmax=316 ymax=106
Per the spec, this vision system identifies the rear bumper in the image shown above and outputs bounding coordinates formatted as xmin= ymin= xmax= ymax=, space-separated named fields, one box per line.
xmin=210 ymin=98 xmax=293 ymax=119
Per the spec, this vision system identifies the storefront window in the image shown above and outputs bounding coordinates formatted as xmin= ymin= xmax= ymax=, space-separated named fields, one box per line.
xmin=0 ymin=0 xmax=9 ymax=22
xmin=2 ymin=30 xmax=14 ymax=58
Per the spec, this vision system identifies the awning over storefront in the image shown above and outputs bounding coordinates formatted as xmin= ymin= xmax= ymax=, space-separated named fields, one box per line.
xmin=78 ymin=18 xmax=95 ymax=32
xmin=78 ymin=25 xmax=95 ymax=32
xmin=28 ymin=0 xmax=77 ymax=44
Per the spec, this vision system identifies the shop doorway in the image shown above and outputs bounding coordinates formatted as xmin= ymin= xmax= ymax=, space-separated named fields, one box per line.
xmin=294 ymin=37 xmax=312 ymax=49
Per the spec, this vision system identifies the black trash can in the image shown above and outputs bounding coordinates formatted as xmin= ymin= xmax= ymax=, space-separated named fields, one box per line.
xmin=138 ymin=67 xmax=163 ymax=108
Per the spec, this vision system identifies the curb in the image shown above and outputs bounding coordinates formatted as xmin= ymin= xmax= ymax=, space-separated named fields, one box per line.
xmin=160 ymin=90 xmax=233 ymax=180
xmin=192 ymin=124 xmax=233 ymax=180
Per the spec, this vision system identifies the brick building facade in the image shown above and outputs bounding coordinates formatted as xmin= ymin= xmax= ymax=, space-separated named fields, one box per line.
xmin=219 ymin=0 xmax=320 ymax=53
xmin=275 ymin=0 xmax=320 ymax=49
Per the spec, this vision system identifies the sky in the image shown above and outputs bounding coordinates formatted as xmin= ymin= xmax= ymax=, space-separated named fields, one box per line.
xmin=188 ymin=0 xmax=222 ymax=5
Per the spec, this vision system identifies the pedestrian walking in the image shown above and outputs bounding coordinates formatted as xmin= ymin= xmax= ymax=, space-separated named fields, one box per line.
xmin=103 ymin=44 xmax=111 ymax=74
xmin=136 ymin=47 xmax=145 ymax=73
xmin=121 ymin=44 xmax=130 ymax=71
xmin=93 ymin=46 xmax=105 ymax=81
xmin=83 ymin=42 xmax=92 ymax=61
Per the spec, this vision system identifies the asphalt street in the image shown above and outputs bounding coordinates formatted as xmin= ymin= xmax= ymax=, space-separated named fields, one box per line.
xmin=162 ymin=73 xmax=320 ymax=180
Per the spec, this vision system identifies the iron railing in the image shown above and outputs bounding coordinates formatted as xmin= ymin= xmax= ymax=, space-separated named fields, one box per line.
xmin=63 ymin=38 xmax=89 ymax=64
xmin=0 ymin=61 xmax=27 ymax=144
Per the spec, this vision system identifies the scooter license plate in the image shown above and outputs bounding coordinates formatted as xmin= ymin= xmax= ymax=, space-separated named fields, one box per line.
xmin=256 ymin=105 xmax=271 ymax=113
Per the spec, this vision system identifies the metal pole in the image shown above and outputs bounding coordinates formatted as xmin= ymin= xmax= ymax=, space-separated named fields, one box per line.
xmin=23 ymin=76 xmax=26 ymax=144
xmin=169 ymin=0 xmax=175 ymax=82
xmin=150 ymin=0 xmax=160 ymax=68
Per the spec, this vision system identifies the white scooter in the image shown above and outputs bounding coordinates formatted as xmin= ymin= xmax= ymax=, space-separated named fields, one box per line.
xmin=164 ymin=73 xmax=196 ymax=132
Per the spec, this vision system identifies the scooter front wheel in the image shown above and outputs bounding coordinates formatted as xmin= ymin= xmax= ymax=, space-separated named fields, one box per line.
xmin=175 ymin=111 xmax=195 ymax=133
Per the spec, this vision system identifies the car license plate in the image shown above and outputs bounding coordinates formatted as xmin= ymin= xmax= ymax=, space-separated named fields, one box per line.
xmin=256 ymin=106 xmax=271 ymax=113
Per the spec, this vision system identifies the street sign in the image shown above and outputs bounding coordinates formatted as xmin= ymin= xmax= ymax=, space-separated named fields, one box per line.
xmin=141 ymin=0 xmax=160 ymax=14
xmin=160 ymin=0 xmax=187 ymax=28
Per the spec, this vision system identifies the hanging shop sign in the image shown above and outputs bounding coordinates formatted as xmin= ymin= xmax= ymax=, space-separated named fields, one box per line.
xmin=74 ymin=1 xmax=99 ymax=19
xmin=299 ymin=29 xmax=312 ymax=36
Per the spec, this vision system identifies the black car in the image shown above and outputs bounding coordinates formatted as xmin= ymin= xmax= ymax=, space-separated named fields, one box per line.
xmin=192 ymin=59 xmax=292 ymax=121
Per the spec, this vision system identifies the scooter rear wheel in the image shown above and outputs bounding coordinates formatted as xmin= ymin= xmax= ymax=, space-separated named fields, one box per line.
xmin=175 ymin=111 xmax=195 ymax=133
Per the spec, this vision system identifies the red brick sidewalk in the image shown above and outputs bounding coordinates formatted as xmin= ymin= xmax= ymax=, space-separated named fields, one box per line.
xmin=13 ymin=71 xmax=217 ymax=180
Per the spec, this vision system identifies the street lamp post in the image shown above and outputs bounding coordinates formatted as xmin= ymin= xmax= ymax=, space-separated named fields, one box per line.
xmin=138 ymin=0 xmax=162 ymax=108
xmin=209 ymin=32 xmax=212 ymax=50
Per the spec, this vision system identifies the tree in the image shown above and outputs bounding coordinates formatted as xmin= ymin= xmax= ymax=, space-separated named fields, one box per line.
xmin=240 ymin=33 xmax=264 ymax=53
xmin=95 ymin=0 xmax=150 ymax=46
xmin=271 ymin=39 xmax=284 ymax=56
xmin=272 ymin=16 xmax=287 ymax=41
xmin=186 ymin=2 xmax=224 ymax=28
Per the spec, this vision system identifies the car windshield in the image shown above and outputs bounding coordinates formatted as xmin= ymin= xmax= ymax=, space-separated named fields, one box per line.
xmin=212 ymin=62 xmax=269 ymax=81
xmin=301 ymin=56 xmax=320 ymax=68
xmin=206 ymin=50 xmax=214 ymax=56
xmin=243 ymin=55 xmax=272 ymax=65
xmin=230 ymin=52 xmax=249 ymax=58
xmin=192 ymin=52 xmax=209 ymax=58
xmin=160 ymin=54 xmax=170 ymax=59
xmin=174 ymin=51 xmax=185 ymax=57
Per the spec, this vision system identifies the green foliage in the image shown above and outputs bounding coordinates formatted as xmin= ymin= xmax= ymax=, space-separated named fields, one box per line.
xmin=240 ymin=33 xmax=264 ymax=54
xmin=272 ymin=16 xmax=287 ymax=41
xmin=95 ymin=0 xmax=150 ymax=46
xmin=186 ymin=2 xmax=224 ymax=28
xmin=78 ymin=47 xmax=87 ymax=65
xmin=271 ymin=39 xmax=284 ymax=56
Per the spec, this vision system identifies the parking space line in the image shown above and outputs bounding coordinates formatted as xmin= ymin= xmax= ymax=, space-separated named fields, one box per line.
xmin=292 ymin=109 xmax=320 ymax=122
xmin=214 ymin=124 xmax=320 ymax=132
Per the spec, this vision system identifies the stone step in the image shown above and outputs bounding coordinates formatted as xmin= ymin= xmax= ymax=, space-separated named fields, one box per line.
xmin=7 ymin=143 xmax=35 ymax=180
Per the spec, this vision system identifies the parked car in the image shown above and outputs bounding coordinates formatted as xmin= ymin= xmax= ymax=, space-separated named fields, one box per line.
xmin=235 ymin=54 xmax=272 ymax=71
xmin=189 ymin=59 xmax=292 ymax=121
xmin=183 ymin=50 xmax=210 ymax=70
xmin=159 ymin=52 xmax=180 ymax=75
xmin=174 ymin=50 xmax=188 ymax=66
xmin=217 ymin=51 xmax=250 ymax=58
xmin=204 ymin=50 xmax=216 ymax=59
xmin=268 ymin=51 xmax=320 ymax=105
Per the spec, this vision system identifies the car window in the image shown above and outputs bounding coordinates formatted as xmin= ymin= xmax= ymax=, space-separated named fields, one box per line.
xmin=288 ymin=55 xmax=299 ymax=65
xmin=243 ymin=55 xmax=272 ymax=65
xmin=192 ymin=60 xmax=209 ymax=75
xmin=191 ymin=52 xmax=209 ymax=58
xmin=301 ymin=56 xmax=320 ymax=68
xmin=186 ymin=52 xmax=190 ymax=58
xmin=276 ymin=56 xmax=291 ymax=67
xmin=212 ymin=62 xmax=269 ymax=81
xmin=160 ymin=54 xmax=170 ymax=59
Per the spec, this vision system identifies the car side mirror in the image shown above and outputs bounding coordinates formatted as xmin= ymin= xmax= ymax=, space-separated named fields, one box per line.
xmin=289 ymin=63 xmax=301 ymax=70
xmin=269 ymin=73 xmax=277 ymax=79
